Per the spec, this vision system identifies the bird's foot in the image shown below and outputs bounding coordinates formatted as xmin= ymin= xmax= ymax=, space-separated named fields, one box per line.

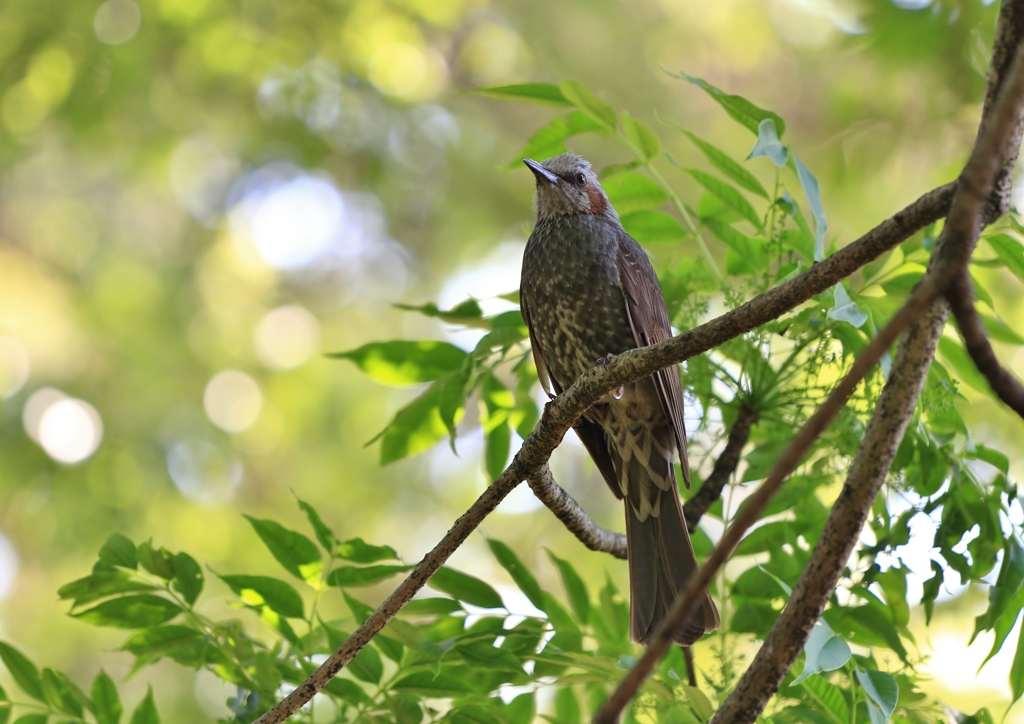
xmin=596 ymin=353 xmax=624 ymax=400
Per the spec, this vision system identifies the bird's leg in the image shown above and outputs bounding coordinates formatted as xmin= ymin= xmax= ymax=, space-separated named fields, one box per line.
xmin=596 ymin=353 xmax=624 ymax=400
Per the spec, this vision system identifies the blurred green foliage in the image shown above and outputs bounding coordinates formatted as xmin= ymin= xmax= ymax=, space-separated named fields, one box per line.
xmin=2 ymin=0 xmax=1024 ymax=721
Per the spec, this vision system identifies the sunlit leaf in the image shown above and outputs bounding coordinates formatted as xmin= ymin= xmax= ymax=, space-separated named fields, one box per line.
xmin=171 ymin=553 xmax=203 ymax=606
xmin=559 ymin=80 xmax=616 ymax=129
xmin=685 ymin=169 xmax=762 ymax=229
xmin=58 ymin=572 xmax=158 ymax=608
xmin=621 ymin=210 xmax=687 ymax=243
xmin=683 ymin=131 xmax=769 ymax=198
xmin=801 ymin=675 xmax=849 ymax=724
xmin=856 ymin=669 xmax=898 ymax=724
xmin=488 ymin=539 xmax=545 ymax=610
xmin=92 ymin=670 xmax=122 ymax=724
xmin=602 ymin=172 xmax=668 ymax=214
xmin=336 ymin=537 xmax=398 ymax=563
xmin=669 ymin=71 xmax=786 ymax=136
xmin=121 ymin=625 xmax=208 ymax=659
xmin=41 ymin=668 xmax=83 ymax=717
xmin=375 ymin=382 xmax=450 ymax=465
xmin=72 ymin=596 xmax=182 ymax=629
xmin=428 ymin=567 xmax=504 ymax=609
xmin=98 ymin=534 xmax=137 ymax=570
xmin=986 ymin=234 xmax=1024 ymax=282
xmin=295 ymin=494 xmax=338 ymax=553
xmin=217 ymin=574 xmax=304 ymax=619
xmin=478 ymin=83 xmax=571 ymax=106
xmin=545 ymin=549 xmax=591 ymax=625
xmin=513 ymin=112 xmax=608 ymax=166
xmin=244 ymin=516 xmax=322 ymax=585
xmin=621 ymin=111 xmax=660 ymax=160
xmin=328 ymin=340 xmax=468 ymax=386
xmin=394 ymin=299 xmax=486 ymax=327
xmin=130 ymin=685 xmax=160 ymax=724
xmin=0 ymin=643 xmax=43 ymax=702
xmin=327 ymin=564 xmax=412 ymax=587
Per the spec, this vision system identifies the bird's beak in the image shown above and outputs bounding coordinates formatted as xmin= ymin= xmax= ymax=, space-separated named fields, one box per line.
xmin=523 ymin=158 xmax=559 ymax=185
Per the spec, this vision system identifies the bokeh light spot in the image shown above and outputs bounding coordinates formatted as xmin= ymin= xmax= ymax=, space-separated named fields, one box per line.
xmin=250 ymin=176 xmax=344 ymax=268
xmin=0 ymin=531 xmax=19 ymax=601
xmin=94 ymin=0 xmax=142 ymax=45
xmin=38 ymin=398 xmax=104 ymax=464
xmin=166 ymin=439 xmax=243 ymax=505
xmin=254 ymin=305 xmax=321 ymax=370
xmin=204 ymin=370 xmax=262 ymax=433
xmin=369 ymin=43 xmax=427 ymax=97
xmin=0 ymin=336 xmax=30 ymax=398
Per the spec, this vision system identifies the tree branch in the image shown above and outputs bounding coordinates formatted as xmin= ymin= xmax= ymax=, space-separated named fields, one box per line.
xmin=948 ymin=273 xmax=1024 ymax=419
xmin=684 ymin=404 xmax=758 ymax=533
xmin=595 ymin=275 xmax=944 ymax=724
xmin=253 ymin=88 xmax=960 ymax=724
xmin=527 ymin=464 xmax=627 ymax=559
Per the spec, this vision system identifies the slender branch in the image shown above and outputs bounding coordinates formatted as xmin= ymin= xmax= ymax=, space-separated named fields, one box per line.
xmin=527 ymin=464 xmax=627 ymax=559
xmin=948 ymin=273 xmax=1024 ymax=418
xmin=684 ymin=404 xmax=758 ymax=533
xmin=709 ymin=21 xmax=1024 ymax=724
xmin=253 ymin=108 xmax=958 ymax=724
xmin=527 ymin=405 xmax=756 ymax=557
xmin=594 ymin=275 xmax=944 ymax=724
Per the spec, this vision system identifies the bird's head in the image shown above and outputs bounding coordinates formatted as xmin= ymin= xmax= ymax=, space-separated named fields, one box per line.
xmin=524 ymin=153 xmax=616 ymax=221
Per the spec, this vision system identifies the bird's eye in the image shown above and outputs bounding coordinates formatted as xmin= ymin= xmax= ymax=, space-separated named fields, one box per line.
xmin=575 ymin=173 xmax=587 ymax=186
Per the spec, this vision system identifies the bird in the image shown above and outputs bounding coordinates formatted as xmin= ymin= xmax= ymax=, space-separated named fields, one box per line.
xmin=519 ymin=153 xmax=720 ymax=646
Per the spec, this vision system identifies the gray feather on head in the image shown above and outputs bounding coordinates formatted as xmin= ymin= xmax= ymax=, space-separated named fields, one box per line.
xmin=524 ymin=153 xmax=617 ymax=221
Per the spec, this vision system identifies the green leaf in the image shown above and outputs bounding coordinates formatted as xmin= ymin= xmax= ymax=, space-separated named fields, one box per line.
xmin=129 ymin=686 xmax=160 ymax=724
xmin=670 ymin=71 xmax=786 ymax=136
xmin=92 ymin=670 xmax=122 ymax=724
xmin=554 ymin=686 xmax=580 ymax=723
xmin=559 ymin=80 xmax=616 ymax=129
xmin=394 ymin=299 xmax=487 ymax=327
xmin=98 ymin=533 xmax=137 ymax=570
xmin=72 ymin=595 xmax=182 ymax=629
xmin=791 ymin=621 xmax=852 ymax=685
xmin=855 ymin=669 xmax=898 ymax=724
xmin=0 ymin=643 xmax=43 ymax=701
xmin=171 ymin=553 xmax=203 ymax=606
xmin=602 ymin=172 xmax=668 ymax=214
xmin=978 ymin=310 xmax=1024 ymax=345
xmin=327 ymin=340 xmax=467 ymax=386
xmin=828 ymin=283 xmax=868 ymax=329
xmin=244 ymin=516 xmax=322 ymax=585
xmin=400 ymin=597 xmax=463 ymax=616
xmin=800 ymin=675 xmax=849 ymax=724
xmin=478 ymin=83 xmax=571 ymax=107
xmin=347 ymin=643 xmax=383 ymax=685
xmin=136 ymin=541 xmax=175 ymax=580
xmin=686 ymin=169 xmax=762 ymax=229
xmin=41 ymin=668 xmax=83 ymax=717
xmin=968 ymin=444 xmax=1011 ymax=475
xmin=545 ymin=549 xmax=591 ymax=625
xmin=294 ymin=495 xmax=338 ymax=553
xmin=976 ymin=537 xmax=1024 ymax=638
xmin=57 ymin=572 xmax=158 ymax=607
xmin=121 ymin=625 xmax=207 ymax=658
xmin=392 ymin=671 xmax=477 ymax=697
xmin=921 ymin=560 xmax=943 ymax=624
xmin=322 ymin=677 xmax=371 ymax=706
xmin=620 ymin=111 xmax=660 ymax=160
xmin=337 ymin=537 xmax=398 ymax=563
xmin=986 ymin=234 xmax=1024 ymax=282
xmin=387 ymin=692 xmax=423 ymax=724
xmin=513 ymin=112 xmax=607 ymax=165
xmin=938 ymin=336 xmax=990 ymax=393
xmin=681 ymin=685 xmax=715 ymax=720
xmin=747 ymin=118 xmax=788 ymax=166
xmin=11 ymin=715 xmax=46 ymax=724
xmin=485 ymin=419 xmax=511 ymax=482
xmin=377 ymin=381 xmax=450 ymax=464
xmin=327 ymin=565 xmax=412 ymax=587
xmin=683 ymin=131 xmax=769 ymax=198
xmin=428 ymin=567 xmax=504 ymax=609
xmin=344 ymin=591 xmax=376 ymax=623
xmin=217 ymin=574 xmax=304 ymax=618
xmin=621 ymin=210 xmax=686 ymax=243
xmin=488 ymin=539 xmax=545 ymax=610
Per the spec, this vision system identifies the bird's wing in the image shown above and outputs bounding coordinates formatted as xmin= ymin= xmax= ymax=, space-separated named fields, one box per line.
xmin=521 ymin=289 xmax=623 ymax=499
xmin=616 ymin=235 xmax=691 ymax=488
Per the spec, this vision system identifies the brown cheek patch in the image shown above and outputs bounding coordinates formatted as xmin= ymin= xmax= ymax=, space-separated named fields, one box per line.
xmin=584 ymin=186 xmax=608 ymax=215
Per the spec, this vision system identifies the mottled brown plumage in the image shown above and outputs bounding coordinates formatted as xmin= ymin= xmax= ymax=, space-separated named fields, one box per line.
xmin=520 ymin=154 xmax=719 ymax=646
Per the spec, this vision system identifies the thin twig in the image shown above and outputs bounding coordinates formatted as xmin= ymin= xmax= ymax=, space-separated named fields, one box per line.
xmin=948 ymin=273 xmax=1024 ymax=418
xmin=527 ymin=464 xmax=627 ymax=559
xmin=594 ymin=276 xmax=944 ymax=724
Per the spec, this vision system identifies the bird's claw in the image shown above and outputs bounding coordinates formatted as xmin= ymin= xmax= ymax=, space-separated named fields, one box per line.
xmin=596 ymin=353 xmax=624 ymax=400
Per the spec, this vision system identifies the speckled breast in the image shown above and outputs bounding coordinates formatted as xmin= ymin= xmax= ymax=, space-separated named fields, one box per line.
xmin=521 ymin=214 xmax=637 ymax=389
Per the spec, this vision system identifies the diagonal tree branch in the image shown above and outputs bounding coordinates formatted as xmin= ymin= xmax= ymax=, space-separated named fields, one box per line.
xmin=594 ymin=274 xmax=945 ymax=724
xmin=253 ymin=79 xmax=961 ymax=724
xmin=599 ymin=34 xmax=1024 ymax=719
xmin=684 ymin=404 xmax=758 ymax=533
